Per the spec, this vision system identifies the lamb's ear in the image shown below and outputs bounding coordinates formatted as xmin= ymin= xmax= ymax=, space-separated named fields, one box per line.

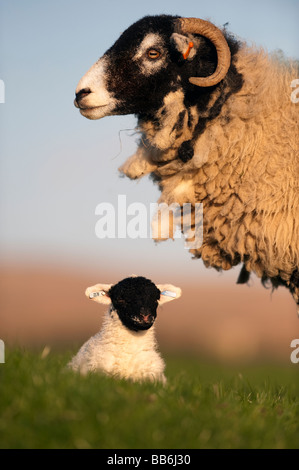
xmin=157 ymin=284 xmax=182 ymax=306
xmin=170 ymin=33 xmax=199 ymax=61
xmin=85 ymin=283 xmax=113 ymax=305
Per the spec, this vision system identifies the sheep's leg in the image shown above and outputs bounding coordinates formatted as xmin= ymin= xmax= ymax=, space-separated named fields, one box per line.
xmin=291 ymin=288 xmax=299 ymax=318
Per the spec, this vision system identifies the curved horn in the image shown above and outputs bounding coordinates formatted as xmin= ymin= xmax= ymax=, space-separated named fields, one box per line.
xmin=176 ymin=17 xmax=231 ymax=87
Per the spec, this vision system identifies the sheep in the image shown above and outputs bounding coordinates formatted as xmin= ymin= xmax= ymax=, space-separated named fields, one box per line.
xmin=74 ymin=15 xmax=299 ymax=309
xmin=68 ymin=276 xmax=181 ymax=383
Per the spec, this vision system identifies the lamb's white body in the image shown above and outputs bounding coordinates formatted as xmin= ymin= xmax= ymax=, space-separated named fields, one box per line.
xmin=69 ymin=308 xmax=166 ymax=383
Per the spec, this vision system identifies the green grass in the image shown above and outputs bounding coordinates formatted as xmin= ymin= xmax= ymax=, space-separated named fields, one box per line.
xmin=0 ymin=348 xmax=298 ymax=449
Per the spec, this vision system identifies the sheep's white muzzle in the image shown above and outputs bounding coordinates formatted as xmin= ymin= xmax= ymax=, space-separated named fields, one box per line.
xmin=74 ymin=57 xmax=117 ymax=120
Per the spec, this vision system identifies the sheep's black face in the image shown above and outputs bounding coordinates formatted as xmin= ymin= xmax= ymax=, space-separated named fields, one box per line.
xmin=108 ymin=277 xmax=161 ymax=332
xmin=74 ymin=15 xmax=220 ymax=120
xmin=75 ymin=15 xmax=178 ymax=119
xmin=103 ymin=15 xmax=181 ymax=117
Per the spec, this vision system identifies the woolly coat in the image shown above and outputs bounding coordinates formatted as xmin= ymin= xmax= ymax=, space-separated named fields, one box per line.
xmin=120 ymin=46 xmax=299 ymax=302
xmin=68 ymin=308 xmax=166 ymax=383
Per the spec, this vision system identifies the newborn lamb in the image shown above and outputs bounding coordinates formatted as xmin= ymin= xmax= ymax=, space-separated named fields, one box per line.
xmin=68 ymin=276 xmax=181 ymax=383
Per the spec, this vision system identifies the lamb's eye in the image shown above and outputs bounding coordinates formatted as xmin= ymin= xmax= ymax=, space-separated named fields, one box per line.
xmin=147 ymin=49 xmax=161 ymax=60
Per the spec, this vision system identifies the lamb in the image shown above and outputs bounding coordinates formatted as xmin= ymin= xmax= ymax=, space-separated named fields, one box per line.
xmin=74 ymin=15 xmax=299 ymax=308
xmin=68 ymin=276 xmax=181 ymax=383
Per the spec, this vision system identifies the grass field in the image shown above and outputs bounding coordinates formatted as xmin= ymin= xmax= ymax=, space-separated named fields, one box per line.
xmin=0 ymin=348 xmax=298 ymax=449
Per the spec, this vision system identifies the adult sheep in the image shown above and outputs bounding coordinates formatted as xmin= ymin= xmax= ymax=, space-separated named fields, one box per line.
xmin=74 ymin=15 xmax=299 ymax=309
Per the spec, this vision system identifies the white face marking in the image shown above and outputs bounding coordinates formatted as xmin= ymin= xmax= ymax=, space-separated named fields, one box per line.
xmin=133 ymin=33 xmax=167 ymax=76
xmin=75 ymin=57 xmax=118 ymax=120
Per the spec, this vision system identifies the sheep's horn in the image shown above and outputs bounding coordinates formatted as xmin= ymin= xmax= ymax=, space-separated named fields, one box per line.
xmin=177 ymin=17 xmax=231 ymax=87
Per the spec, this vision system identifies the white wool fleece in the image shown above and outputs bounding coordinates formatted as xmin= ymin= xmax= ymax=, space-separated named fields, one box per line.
xmin=68 ymin=308 xmax=166 ymax=383
xmin=68 ymin=280 xmax=181 ymax=383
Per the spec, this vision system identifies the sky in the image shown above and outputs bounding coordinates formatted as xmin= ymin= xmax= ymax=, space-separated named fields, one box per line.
xmin=0 ymin=0 xmax=298 ymax=283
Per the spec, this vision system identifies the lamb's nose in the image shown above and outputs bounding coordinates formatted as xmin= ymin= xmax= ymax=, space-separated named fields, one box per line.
xmin=142 ymin=313 xmax=151 ymax=323
xmin=75 ymin=87 xmax=91 ymax=104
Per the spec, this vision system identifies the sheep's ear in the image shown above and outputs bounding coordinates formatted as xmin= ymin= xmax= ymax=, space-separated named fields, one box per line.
xmin=85 ymin=283 xmax=112 ymax=305
xmin=157 ymin=284 xmax=182 ymax=306
xmin=170 ymin=33 xmax=199 ymax=61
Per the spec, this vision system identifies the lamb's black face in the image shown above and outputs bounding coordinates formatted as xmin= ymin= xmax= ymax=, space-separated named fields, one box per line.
xmin=108 ymin=277 xmax=161 ymax=332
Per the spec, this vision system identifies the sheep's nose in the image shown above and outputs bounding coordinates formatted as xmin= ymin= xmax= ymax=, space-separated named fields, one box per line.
xmin=75 ymin=87 xmax=91 ymax=105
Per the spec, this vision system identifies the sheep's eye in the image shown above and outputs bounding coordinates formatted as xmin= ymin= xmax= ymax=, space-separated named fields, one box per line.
xmin=147 ymin=49 xmax=161 ymax=60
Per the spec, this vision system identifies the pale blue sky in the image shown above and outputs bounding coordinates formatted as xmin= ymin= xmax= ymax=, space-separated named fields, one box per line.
xmin=0 ymin=0 xmax=298 ymax=282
